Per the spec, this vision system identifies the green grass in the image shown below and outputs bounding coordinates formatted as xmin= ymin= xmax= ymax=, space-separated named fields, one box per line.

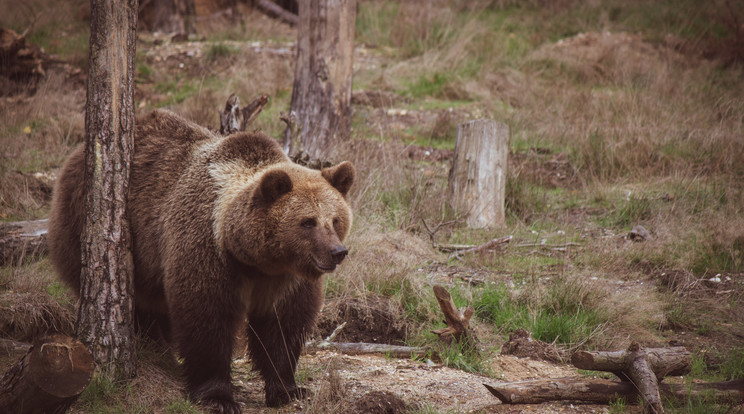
xmin=205 ymin=42 xmax=239 ymax=62
xmin=474 ymin=281 xmax=606 ymax=346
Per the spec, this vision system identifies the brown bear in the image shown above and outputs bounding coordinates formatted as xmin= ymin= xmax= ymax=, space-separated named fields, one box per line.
xmin=47 ymin=110 xmax=355 ymax=412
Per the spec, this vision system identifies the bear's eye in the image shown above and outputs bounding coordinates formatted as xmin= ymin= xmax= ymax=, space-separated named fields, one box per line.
xmin=333 ymin=217 xmax=340 ymax=227
xmin=301 ymin=218 xmax=317 ymax=228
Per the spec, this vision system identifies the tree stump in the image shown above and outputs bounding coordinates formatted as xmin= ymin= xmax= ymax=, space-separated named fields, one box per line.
xmin=0 ymin=334 xmax=94 ymax=414
xmin=284 ymin=0 xmax=356 ymax=162
xmin=447 ymin=119 xmax=508 ymax=229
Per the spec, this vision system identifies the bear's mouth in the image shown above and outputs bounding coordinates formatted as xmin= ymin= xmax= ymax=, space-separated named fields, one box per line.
xmin=312 ymin=258 xmax=336 ymax=272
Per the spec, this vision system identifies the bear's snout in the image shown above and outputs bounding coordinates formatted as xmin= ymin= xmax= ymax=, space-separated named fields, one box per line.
xmin=331 ymin=245 xmax=348 ymax=265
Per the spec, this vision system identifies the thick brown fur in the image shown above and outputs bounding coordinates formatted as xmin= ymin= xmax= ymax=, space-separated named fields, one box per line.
xmin=47 ymin=110 xmax=355 ymax=412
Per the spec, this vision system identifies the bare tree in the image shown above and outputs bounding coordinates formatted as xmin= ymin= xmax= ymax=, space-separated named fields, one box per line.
xmin=284 ymin=0 xmax=356 ymax=162
xmin=78 ymin=0 xmax=138 ymax=379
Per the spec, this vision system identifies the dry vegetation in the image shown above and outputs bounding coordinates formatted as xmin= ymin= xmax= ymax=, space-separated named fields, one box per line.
xmin=1 ymin=0 xmax=743 ymax=413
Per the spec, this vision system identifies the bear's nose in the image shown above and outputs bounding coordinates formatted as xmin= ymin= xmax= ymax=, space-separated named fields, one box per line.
xmin=331 ymin=245 xmax=348 ymax=265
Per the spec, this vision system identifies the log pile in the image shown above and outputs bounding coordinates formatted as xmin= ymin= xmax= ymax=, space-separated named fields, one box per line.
xmin=485 ymin=342 xmax=744 ymax=413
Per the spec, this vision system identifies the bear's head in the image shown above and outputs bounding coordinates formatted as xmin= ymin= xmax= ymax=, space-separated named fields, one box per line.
xmin=222 ymin=161 xmax=355 ymax=280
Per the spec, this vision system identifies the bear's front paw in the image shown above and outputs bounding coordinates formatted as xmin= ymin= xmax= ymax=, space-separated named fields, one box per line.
xmin=201 ymin=396 xmax=242 ymax=414
xmin=266 ymin=385 xmax=308 ymax=407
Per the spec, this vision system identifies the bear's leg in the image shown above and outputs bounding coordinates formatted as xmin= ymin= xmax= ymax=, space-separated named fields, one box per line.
xmin=247 ymin=279 xmax=322 ymax=407
xmin=169 ymin=279 xmax=243 ymax=414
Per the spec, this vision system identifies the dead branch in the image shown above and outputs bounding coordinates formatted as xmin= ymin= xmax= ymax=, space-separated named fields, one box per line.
xmin=439 ymin=235 xmax=512 ymax=255
xmin=255 ymin=0 xmax=298 ymax=26
xmin=219 ymin=93 xmax=269 ymax=135
xmin=431 ymin=286 xmax=475 ymax=345
xmin=240 ymin=94 xmax=269 ymax=131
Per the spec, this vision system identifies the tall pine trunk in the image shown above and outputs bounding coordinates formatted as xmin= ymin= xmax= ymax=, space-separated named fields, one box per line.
xmin=285 ymin=0 xmax=356 ymax=162
xmin=78 ymin=0 xmax=138 ymax=380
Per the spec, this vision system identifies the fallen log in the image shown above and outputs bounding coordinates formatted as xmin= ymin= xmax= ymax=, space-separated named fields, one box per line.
xmin=0 ymin=219 xmax=49 ymax=266
xmin=0 ymin=334 xmax=94 ymax=414
xmin=310 ymin=341 xmax=427 ymax=359
xmin=571 ymin=344 xmax=691 ymax=379
xmin=484 ymin=377 xmax=744 ymax=405
xmin=439 ymin=235 xmax=512 ymax=255
xmin=572 ymin=343 xmax=690 ymax=413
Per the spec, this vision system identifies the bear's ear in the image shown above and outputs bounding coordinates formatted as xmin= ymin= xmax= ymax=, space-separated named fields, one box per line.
xmin=256 ymin=169 xmax=293 ymax=205
xmin=322 ymin=161 xmax=355 ymax=197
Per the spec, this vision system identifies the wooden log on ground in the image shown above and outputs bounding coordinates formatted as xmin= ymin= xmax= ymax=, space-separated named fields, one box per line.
xmin=571 ymin=344 xmax=691 ymax=379
xmin=447 ymin=119 xmax=508 ymax=229
xmin=571 ymin=342 xmax=690 ymax=413
xmin=310 ymin=342 xmax=427 ymax=359
xmin=0 ymin=334 xmax=94 ymax=413
xmin=484 ymin=377 xmax=744 ymax=405
xmin=431 ymin=285 xmax=475 ymax=345
xmin=0 ymin=219 xmax=49 ymax=266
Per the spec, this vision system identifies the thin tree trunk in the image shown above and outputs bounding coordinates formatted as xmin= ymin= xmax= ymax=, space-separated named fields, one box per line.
xmin=284 ymin=0 xmax=356 ymax=162
xmin=79 ymin=0 xmax=138 ymax=380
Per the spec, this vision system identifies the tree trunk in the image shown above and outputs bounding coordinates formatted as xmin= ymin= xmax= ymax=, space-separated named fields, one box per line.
xmin=484 ymin=378 xmax=744 ymax=405
xmin=284 ymin=0 xmax=356 ymax=163
xmin=0 ymin=334 xmax=94 ymax=414
xmin=79 ymin=0 xmax=138 ymax=380
xmin=447 ymin=119 xmax=508 ymax=229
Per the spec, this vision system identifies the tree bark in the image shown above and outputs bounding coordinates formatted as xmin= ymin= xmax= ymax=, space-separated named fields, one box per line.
xmin=484 ymin=378 xmax=744 ymax=405
xmin=284 ymin=0 xmax=356 ymax=163
xmin=447 ymin=119 xmax=508 ymax=229
xmin=79 ymin=0 xmax=138 ymax=380
xmin=0 ymin=334 xmax=94 ymax=414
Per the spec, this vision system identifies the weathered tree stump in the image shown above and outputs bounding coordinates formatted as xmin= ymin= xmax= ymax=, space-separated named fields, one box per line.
xmin=431 ymin=286 xmax=476 ymax=345
xmin=0 ymin=219 xmax=49 ymax=266
xmin=218 ymin=93 xmax=269 ymax=135
xmin=0 ymin=334 xmax=94 ymax=414
xmin=484 ymin=377 xmax=744 ymax=405
xmin=447 ymin=119 xmax=508 ymax=229
xmin=284 ymin=0 xmax=356 ymax=162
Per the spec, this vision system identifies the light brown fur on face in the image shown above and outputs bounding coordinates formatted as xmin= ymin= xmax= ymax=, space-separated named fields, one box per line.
xmin=47 ymin=109 xmax=355 ymax=412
